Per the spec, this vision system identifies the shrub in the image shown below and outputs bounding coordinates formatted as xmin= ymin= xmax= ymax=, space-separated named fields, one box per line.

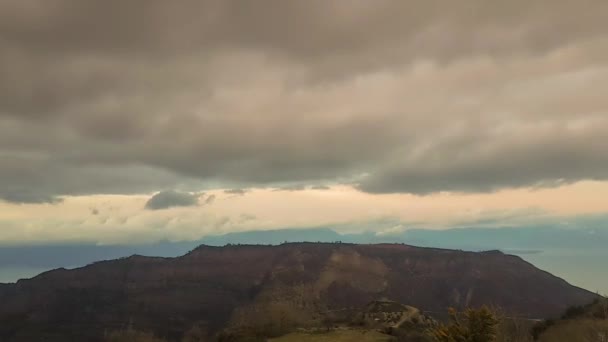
xmin=531 ymin=319 xmax=554 ymax=340
xmin=431 ymin=306 xmax=499 ymax=342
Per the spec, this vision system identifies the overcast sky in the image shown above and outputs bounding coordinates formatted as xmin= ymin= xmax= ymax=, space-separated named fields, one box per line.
xmin=1 ymin=1 xmax=608 ymax=244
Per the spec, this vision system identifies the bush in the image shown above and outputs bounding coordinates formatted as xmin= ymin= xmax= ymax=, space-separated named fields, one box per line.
xmin=431 ymin=306 xmax=499 ymax=342
xmin=561 ymin=305 xmax=586 ymax=320
xmin=530 ymin=319 xmax=554 ymax=340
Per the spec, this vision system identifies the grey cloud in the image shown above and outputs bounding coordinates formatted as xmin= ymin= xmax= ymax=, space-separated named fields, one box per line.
xmin=0 ymin=191 xmax=62 ymax=205
xmin=273 ymin=185 xmax=307 ymax=192
xmin=204 ymin=194 xmax=216 ymax=205
xmin=144 ymin=190 xmax=199 ymax=210
xmin=2 ymin=1 xmax=606 ymax=62
xmin=1 ymin=1 xmax=608 ymax=199
xmin=358 ymin=122 xmax=608 ymax=194
xmin=310 ymin=185 xmax=330 ymax=190
xmin=0 ymin=154 xmax=199 ymax=203
xmin=224 ymin=189 xmax=249 ymax=195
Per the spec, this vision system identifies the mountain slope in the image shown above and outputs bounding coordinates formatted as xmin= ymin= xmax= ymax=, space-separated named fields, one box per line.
xmin=0 ymin=243 xmax=598 ymax=341
xmin=533 ymin=297 xmax=608 ymax=341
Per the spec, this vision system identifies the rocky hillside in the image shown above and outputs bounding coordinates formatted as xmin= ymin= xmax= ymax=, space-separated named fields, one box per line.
xmin=0 ymin=243 xmax=598 ymax=341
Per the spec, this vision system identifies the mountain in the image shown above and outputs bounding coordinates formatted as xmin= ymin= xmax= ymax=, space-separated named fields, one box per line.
xmin=0 ymin=228 xmax=372 ymax=278
xmin=0 ymin=243 xmax=598 ymax=341
xmin=2 ymin=225 xmax=606 ymax=283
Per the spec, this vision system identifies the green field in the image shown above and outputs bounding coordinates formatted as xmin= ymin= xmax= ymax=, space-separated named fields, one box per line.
xmin=269 ymin=329 xmax=394 ymax=342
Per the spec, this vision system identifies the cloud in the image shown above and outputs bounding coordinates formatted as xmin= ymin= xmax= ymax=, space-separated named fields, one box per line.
xmin=224 ymin=189 xmax=249 ymax=196
xmin=2 ymin=182 xmax=608 ymax=245
xmin=144 ymin=190 xmax=199 ymax=210
xmin=357 ymin=118 xmax=608 ymax=194
xmin=279 ymin=184 xmax=337 ymax=191
xmin=0 ymin=155 xmax=200 ymax=203
xmin=273 ymin=185 xmax=307 ymax=192
xmin=204 ymin=194 xmax=216 ymax=205
xmin=238 ymin=213 xmax=257 ymax=223
xmin=1 ymin=1 xmax=608 ymax=199
xmin=0 ymin=191 xmax=62 ymax=205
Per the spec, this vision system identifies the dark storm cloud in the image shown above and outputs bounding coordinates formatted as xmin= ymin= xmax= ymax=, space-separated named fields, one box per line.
xmin=273 ymin=185 xmax=307 ymax=192
xmin=358 ymin=122 xmax=608 ymax=194
xmin=0 ymin=154 xmax=195 ymax=204
xmin=144 ymin=190 xmax=199 ymax=210
xmin=2 ymin=1 xmax=606 ymax=61
xmin=1 ymin=0 xmax=608 ymax=201
xmin=0 ymin=191 xmax=62 ymax=205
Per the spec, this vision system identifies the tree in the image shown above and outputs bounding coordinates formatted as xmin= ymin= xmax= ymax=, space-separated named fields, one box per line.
xmin=431 ymin=306 xmax=499 ymax=342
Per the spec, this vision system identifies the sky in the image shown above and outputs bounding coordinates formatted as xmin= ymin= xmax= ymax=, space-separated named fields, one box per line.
xmin=1 ymin=1 xmax=608 ymax=245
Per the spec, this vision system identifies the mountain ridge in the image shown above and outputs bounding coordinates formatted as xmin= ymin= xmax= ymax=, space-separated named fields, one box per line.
xmin=0 ymin=242 xmax=598 ymax=341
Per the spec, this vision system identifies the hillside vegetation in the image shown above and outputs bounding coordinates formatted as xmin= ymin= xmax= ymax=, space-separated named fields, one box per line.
xmin=270 ymin=330 xmax=394 ymax=342
xmin=535 ymin=297 xmax=608 ymax=341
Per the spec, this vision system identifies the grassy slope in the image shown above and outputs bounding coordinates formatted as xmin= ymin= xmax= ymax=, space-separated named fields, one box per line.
xmin=269 ymin=329 xmax=394 ymax=342
xmin=539 ymin=319 xmax=608 ymax=342
xmin=537 ymin=298 xmax=608 ymax=341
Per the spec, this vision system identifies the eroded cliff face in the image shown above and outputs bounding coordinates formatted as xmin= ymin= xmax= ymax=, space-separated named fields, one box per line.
xmin=0 ymin=243 xmax=598 ymax=341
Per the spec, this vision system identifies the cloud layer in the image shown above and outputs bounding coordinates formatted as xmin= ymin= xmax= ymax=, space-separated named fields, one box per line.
xmin=144 ymin=190 xmax=200 ymax=210
xmin=1 ymin=1 xmax=608 ymax=202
